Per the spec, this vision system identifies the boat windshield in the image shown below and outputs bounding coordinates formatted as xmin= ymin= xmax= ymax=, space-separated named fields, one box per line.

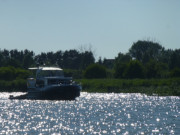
xmin=37 ymin=70 xmax=64 ymax=78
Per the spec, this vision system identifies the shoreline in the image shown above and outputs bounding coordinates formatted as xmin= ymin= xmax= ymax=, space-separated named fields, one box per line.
xmin=0 ymin=78 xmax=180 ymax=96
xmin=76 ymin=78 xmax=180 ymax=96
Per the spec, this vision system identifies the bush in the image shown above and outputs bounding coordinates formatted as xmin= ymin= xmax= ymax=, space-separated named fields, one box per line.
xmin=0 ymin=79 xmax=26 ymax=92
xmin=0 ymin=67 xmax=15 ymax=80
xmin=83 ymin=64 xmax=107 ymax=79
xmin=114 ymin=63 xmax=127 ymax=78
xmin=0 ymin=67 xmax=30 ymax=91
xmin=63 ymin=69 xmax=83 ymax=79
xmin=123 ymin=60 xmax=144 ymax=79
xmin=0 ymin=66 xmax=31 ymax=81
xmin=15 ymin=68 xmax=32 ymax=79
xmin=170 ymin=68 xmax=180 ymax=77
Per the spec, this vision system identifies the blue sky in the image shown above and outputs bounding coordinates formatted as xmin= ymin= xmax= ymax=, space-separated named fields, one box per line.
xmin=0 ymin=0 xmax=180 ymax=59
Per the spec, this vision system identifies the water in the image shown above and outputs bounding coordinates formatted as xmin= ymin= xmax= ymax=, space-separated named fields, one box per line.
xmin=0 ymin=92 xmax=179 ymax=135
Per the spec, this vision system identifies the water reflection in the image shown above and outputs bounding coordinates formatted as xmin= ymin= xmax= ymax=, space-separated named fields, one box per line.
xmin=0 ymin=92 xmax=179 ymax=134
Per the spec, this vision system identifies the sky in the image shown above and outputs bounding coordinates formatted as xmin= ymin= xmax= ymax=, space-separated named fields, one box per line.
xmin=0 ymin=0 xmax=180 ymax=59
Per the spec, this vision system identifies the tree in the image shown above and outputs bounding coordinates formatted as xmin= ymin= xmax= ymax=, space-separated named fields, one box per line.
xmin=170 ymin=68 xmax=180 ymax=77
xmin=35 ymin=52 xmax=47 ymax=66
xmin=102 ymin=58 xmax=115 ymax=69
xmin=10 ymin=49 xmax=24 ymax=62
xmin=129 ymin=40 xmax=164 ymax=63
xmin=46 ymin=52 xmax=56 ymax=65
xmin=114 ymin=62 xmax=127 ymax=78
xmin=23 ymin=54 xmax=34 ymax=69
xmin=7 ymin=58 xmax=21 ymax=68
xmin=97 ymin=57 xmax=103 ymax=65
xmin=145 ymin=60 xmax=169 ymax=78
xmin=83 ymin=64 xmax=107 ymax=79
xmin=63 ymin=50 xmax=81 ymax=69
xmin=55 ymin=50 xmax=63 ymax=67
xmin=114 ymin=52 xmax=131 ymax=78
xmin=159 ymin=49 xmax=173 ymax=67
xmin=80 ymin=51 xmax=95 ymax=69
xmin=115 ymin=52 xmax=131 ymax=64
xmin=169 ymin=49 xmax=180 ymax=69
xmin=123 ymin=60 xmax=144 ymax=79
xmin=0 ymin=67 xmax=15 ymax=80
xmin=0 ymin=52 xmax=4 ymax=67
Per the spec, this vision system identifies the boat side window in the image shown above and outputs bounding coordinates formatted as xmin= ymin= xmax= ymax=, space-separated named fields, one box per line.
xmin=37 ymin=70 xmax=50 ymax=78
xmin=37 ymin=70 xmax=64 ymax=78
xmin=54 ymin=70 xmax=64 ymax=77
xmin=47 ymin=70 xmax=64 ymax=77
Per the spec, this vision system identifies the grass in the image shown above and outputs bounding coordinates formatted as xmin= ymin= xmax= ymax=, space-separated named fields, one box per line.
xmin=0 ymin=78 xmax=180 ymax=96
xmin=0 ymin=79 xmax=26 ymax=92
xmin=76 ymin=78 xmax=180 ymax=96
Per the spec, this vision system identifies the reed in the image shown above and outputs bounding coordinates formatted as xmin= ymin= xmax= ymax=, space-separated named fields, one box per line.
xmin=76 ymin=78 xmax=180 ymax=96
xmin=0 ymin=78 xmax=179 ymax=96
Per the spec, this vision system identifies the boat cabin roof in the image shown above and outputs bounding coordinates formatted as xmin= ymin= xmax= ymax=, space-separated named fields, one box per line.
xmin=28 ymin=67 xmax=63 ymax=78
xmin=40 ymin=67 xmax=62 ymax=71
xmin=29 ymin=67 xmax=62 ymax=71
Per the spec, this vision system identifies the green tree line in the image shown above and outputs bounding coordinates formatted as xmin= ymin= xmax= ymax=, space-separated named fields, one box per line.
xmin=0 ymin=66 xmax=30 ymax=91
xmin=0 ymin=49 xmax=95 ymax=70
xmin=112 ymin=40 xmax=180 ymax=79
xmin=0 ymin=40 xmax=180 ymax=79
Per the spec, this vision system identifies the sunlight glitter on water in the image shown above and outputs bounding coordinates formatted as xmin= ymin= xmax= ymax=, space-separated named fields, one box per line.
xmin=0 ymin=92 xmax=179 ymax=134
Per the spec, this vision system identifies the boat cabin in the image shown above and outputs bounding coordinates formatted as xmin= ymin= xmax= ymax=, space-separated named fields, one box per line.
xmin=27 ymin=67 xmax=72 ymax=89
xmin=36 ymin=67 xmax=63 ymax=78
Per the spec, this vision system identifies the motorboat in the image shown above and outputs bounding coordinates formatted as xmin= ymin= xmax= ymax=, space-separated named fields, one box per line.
xmin=10 ymin=67 xmax=81 ymax=100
